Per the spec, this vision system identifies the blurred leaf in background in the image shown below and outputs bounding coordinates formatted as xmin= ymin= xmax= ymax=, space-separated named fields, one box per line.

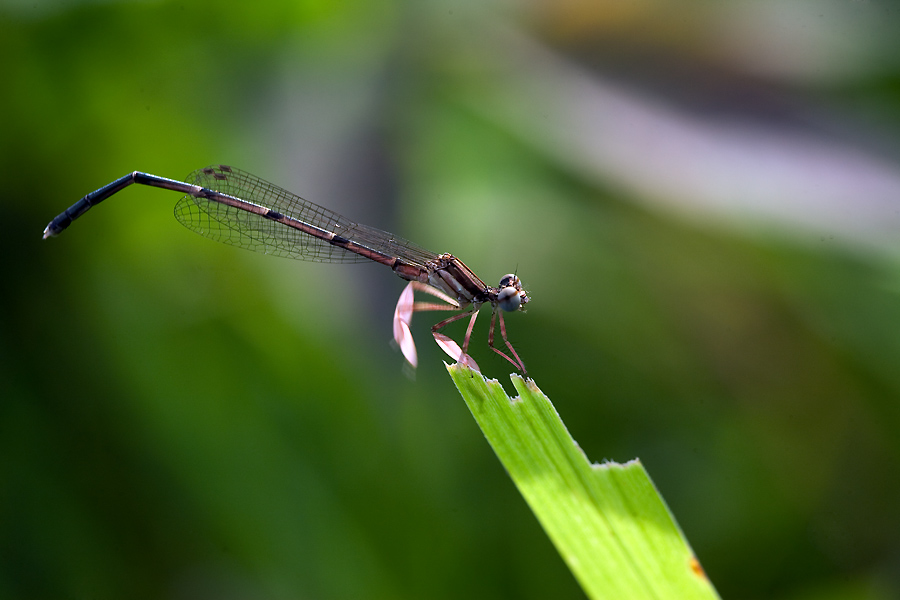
xmin=2 ymin=0 xmax=900 ymax=598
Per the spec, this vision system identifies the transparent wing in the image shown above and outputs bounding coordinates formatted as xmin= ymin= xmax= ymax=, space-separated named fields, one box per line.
xmin=174 ymin=165 xmax=438 ymax=265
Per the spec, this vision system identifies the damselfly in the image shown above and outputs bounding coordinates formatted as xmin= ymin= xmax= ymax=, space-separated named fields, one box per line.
xmin=43 ymin=165 xmax=529 ymax=374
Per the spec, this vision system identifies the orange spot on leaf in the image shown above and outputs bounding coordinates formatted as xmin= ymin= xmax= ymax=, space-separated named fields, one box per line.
xmin=689 ymin=556 xmax=707 ymax=580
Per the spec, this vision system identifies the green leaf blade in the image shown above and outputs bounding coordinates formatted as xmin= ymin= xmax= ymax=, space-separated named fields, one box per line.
xmin=449 ymin=364 xmax=719 ymax=600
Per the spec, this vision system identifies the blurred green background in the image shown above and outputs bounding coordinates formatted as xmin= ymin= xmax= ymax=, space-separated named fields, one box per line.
xmin=3 ymin=0 xmax=900 ymax=598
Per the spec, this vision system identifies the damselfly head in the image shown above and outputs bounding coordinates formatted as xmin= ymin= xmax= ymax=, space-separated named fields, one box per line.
xmin=497 ymin=274 xmax=529 ymax=312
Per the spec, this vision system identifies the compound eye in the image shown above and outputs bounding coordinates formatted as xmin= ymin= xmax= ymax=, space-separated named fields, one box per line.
xmin=499 ymin=274 xmax=519 ymax=289
xmin=498 ymin=286 xmax=521 ymax=312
